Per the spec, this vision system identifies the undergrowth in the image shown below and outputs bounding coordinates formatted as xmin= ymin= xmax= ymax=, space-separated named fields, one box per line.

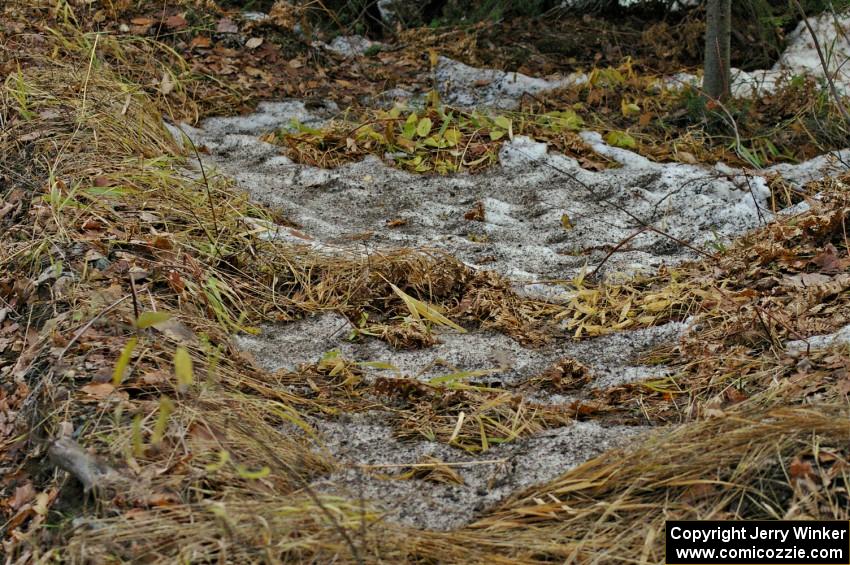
xmin=3 ymin=2 xmax=850 ymax=563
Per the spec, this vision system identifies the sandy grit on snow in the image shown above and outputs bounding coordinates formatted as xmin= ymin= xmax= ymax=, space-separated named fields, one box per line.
xmin=166 ymin=27 xmax=849 ymax=527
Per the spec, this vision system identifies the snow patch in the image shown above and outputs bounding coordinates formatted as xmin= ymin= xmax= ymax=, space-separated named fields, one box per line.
xmin=436 ymin=56 xmax=584 ymax=109
xmin=775 ymin=13 xmax=850 ymax=91
xmin=200 ymin=100 xmax=334 ymax=137
xmin=236 ymin=314 xmax=687 ymax=392
xmin=313 ymin=414 xmax=643 ymax=530
xmin=184 ymin=115 xmax=776 ymax=284
xmin=325 ymin=35 xmax=379 ymax=58
xmin=787 ymin=324 xmax=850 ymax=355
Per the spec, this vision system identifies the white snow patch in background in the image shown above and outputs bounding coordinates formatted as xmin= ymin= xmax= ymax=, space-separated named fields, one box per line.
xmin=201 ymin=100 xmax=334 ymax=136
xmin=325 ymin=35 xmax=380 ymax=58
xmin=787 ymin=324 xmax=850 ymax=355
xmin=775 ymin=13 xmax=850 ymax=90
xmin=730 ymin=13 xmax=850 ymax=96
xmin=436 ymin=56 xmax=585 ymax=109
xmin=184 ymin=115 xmax=774 ymax=287
xmin=768 ymin=150 xmax=850 ymax=187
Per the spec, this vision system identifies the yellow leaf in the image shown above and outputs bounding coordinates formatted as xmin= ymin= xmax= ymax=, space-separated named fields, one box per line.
xmin=621 ymin=99 xmax=641 ymax=117
xmin=428 ymin=48 xmax=438 ymax=68
xmin=643 ymin=300 xmax=670 ymax=313
xmin=151 ymin=396 xmax=174 ymax=446
xmin=135 ymin=311 xmax=172 ymax=329
xmin=112 ymin=337 xmax=138 ymax=385
xmin=235 ymin=464 xmax=271 ymax=479
xmin=390 ymin=283 xmax=465 ymax=333
xmin=205 ymin=450 xmax=230 ymax=472
xmin=443 ymin=128 xmax=461 ymax=146
xmin=416 ymin=117 xmax=432 ymax=138
xmin=561 ymin=213 xmax=573 ymax=230
xmin=605 ymin=130 xmax=637 ymax=149
xmin=174 ymin=346 xmax=193 ymax=391
xmin=618 ymin=300 xmax=632 ymax=322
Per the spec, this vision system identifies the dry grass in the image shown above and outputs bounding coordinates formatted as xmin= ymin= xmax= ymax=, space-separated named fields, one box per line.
xmin=4 ymin=8 xmax=850 ymax=564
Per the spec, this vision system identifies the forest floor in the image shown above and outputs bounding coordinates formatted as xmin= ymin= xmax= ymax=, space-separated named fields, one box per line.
xmin=2 ymin=1 xmax=850 ymax=563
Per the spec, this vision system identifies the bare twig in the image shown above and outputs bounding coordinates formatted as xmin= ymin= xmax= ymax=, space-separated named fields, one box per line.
xmin=525 ymin=153 xmax=718 ymax=261
xmin=589 ymin=227 xmax=649 ymax=279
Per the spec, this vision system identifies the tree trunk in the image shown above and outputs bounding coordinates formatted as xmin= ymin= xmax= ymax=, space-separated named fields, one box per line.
xmin=703 ymin=0 xmax=731 ymax=100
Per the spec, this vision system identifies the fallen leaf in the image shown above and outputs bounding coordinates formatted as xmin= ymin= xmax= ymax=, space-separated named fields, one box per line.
xmin=789 ymin=456 xmax=815 ymax=480
xmin=245 ymin=37 xmax=263 ymax=49
xmin=80 ymin=382 xmax=116 ymax=399
xmin=464 ymin=201 xmax=485 ymax=222
xmin=164 ymin=14 xmax=187 ymax=29
xmin=160 ymin=72 xmax=174 ymax=96
xmin=190 ymin=36 xmax=211 ymax=49
xmin=216 ymin=18 xmax=238 ymax=33
xmin=782 ymin=273 xmax=832 ymax=288
xmin=9 ymin=482 xmax=35 ymax=510
xmin=812 ymin=243 xmax=842 ymax=273
xmin=677 ymin=151 xmax=697 ymax=164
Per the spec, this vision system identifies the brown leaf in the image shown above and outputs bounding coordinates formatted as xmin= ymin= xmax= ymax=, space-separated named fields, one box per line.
xmin=81 ymin=218 xmax=104 ymax=231
xmin=782 ymin=273 xmax=832 ymax=288
xmin=789 ymin=456 xmax=815 ymax=480
xmin=216 ymin=18 xmax=238 ymax=33
xmin=167 ymin=270 xmax=185 ymax=293
xmin=164 ymin=14 xmax=187 ymax=30
xmin=80 ymin=382 xmax=116 ymax=399
xmin=812 ymin=243 xmax=843 ymax=273
xmin=190 ymin=36 xmax=211 ymax=49
xmin=9 ymin=482 xmax=35 ymax=510
xmin=725 ymin=387 xmax=748 ymax=404
xmin=464 ymin=201 xmax=485 ymax=222
xmin=139 ymin=370 xmax=170 ymax=386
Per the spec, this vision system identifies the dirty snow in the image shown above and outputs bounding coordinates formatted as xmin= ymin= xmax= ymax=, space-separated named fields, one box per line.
xmin=312 ymin=414 xmax=642 ymax=530
xmin=178 ymin=26 xmax=850 ymax=529
xmin=775 ymin=13 xmax=850 ymax=91
xmin=181 ymin=116 xmax=774 ymax=291
xmin=787 ymin=324 xmax=850 ymax=355
xmin=236 ymin=313 xmax=685 ymax=391
xmin=732 ymin=12 xmax=850 ymax=96
xmin=436 ymin=56 xmax=585 ymax=109
xmin=325 ymin=35 xmax=380 ymax=58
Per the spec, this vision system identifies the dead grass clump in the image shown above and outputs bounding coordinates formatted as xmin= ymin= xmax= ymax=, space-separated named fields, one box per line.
xmin=434 ymin=404 xmax=850 ymax=563
xmin=374 ymin=377 xmax=572 ymax=453
xmin=64 ymin=494 xmax=383 ymax=563
xmin=583 ymin=175 xmax=850 ymax=421
xmin=520 ymin=357 xmax=593 ymax=393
